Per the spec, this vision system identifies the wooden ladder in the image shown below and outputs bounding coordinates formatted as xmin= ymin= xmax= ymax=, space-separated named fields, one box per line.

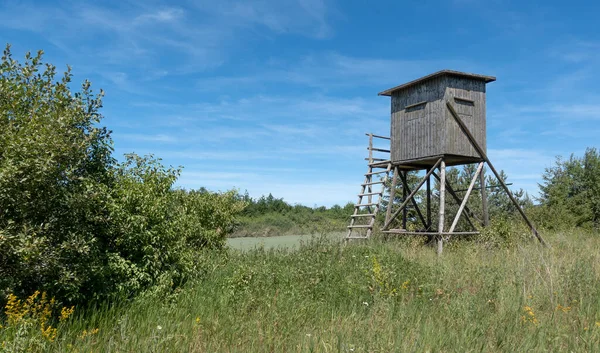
xmin=346 ymin=134 xmax=391 ymax=240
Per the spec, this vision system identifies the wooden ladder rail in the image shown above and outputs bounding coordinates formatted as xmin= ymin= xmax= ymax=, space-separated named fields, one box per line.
xmin=346 ymin=133 xmax=391 ymax=240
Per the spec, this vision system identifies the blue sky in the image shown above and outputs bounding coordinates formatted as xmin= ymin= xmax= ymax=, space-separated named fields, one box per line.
xmin=1 ymin=0 xmax=599 ymax=206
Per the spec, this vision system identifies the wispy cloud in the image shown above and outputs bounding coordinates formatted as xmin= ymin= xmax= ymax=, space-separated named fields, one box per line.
xmin=191 ymin=0 xmax=334 ymax=39
xmin=117 ymin=133 xmax=179 ymax=143
xmin=0 ymin=0 xmax=336 ymax=75
xmin=196 ymin=52 xmax=476 ymax=92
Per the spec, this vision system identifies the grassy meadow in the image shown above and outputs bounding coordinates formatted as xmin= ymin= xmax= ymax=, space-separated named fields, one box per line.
xmin=3 ymin=229 xmax=600 ymax=352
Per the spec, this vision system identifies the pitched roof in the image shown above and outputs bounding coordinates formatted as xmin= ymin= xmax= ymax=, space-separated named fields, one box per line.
xmin=378 ymin=70 xmax=496 ymax=97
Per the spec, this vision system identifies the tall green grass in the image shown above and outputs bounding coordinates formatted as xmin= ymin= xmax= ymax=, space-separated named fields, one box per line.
xmin=2 ymin=230 xmax=600 ymax=352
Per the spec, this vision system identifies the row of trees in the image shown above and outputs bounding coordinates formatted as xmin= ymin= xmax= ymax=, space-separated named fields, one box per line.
xmin=0 ymin=46 xmax=245 ymax=305
xmin=234 ymin=145 xmax=600 ymax=237
xmin=232 ymin=192 xmax=354 ymax=236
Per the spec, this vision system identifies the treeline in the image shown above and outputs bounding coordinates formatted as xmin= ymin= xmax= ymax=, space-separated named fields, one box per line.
xmin=231 ymin=193 xmax=354 ymax=237
xmin=0 ymin=46 xmax=245 ymax=306
xmin=232 ymin=146 xmax=600 ymax=238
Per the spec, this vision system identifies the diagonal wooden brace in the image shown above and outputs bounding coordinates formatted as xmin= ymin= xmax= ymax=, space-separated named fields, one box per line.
xmin=432 ymin=171 xmax=479 ymax=230
xmin=383 ymin=158 xmax=442 ymax=230
xmin=446 ymin=101 xmax=547 ymax=246
xmin=448 ymin=162 xmax=484 ymax=234
xmin=399 ymin=172 xmax=429 ymax=229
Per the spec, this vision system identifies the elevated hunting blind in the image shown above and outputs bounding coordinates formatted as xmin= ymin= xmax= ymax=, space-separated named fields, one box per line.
xmin=380 ymin=70 xmax=495 ymax=167
xmin=346 ymin=70 xmax=545 ymax=254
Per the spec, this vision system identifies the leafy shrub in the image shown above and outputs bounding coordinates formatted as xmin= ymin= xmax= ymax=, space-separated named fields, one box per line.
xmin=478 ymin=217 xmax=530 ymax=248
xmin=0 ymin=46 xmax=245 ymax=306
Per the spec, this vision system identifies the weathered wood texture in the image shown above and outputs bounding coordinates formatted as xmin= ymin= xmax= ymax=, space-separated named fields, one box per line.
xmin=388 ymin=73 xmax=489 ymax=164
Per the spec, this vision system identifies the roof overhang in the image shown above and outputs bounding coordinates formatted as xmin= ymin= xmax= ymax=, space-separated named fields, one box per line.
xmin=378 ymin=70 xmax=496 ymax=97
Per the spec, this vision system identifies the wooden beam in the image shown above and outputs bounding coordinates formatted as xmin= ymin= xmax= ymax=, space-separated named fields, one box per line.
xmin=426 ymin=168 xmax=432 ymax=230
xmin=385 ymin=166 xmax=399 ymax=225
xmin=480 ymin=167 xmax=490 ymax=227
xmin=437 ymin=159 xmax=446 ymax=256
xmin=383 ymin=158 xmax=442 ymax=230
xmin=402 ymin=171 xmax=408 ymax=230
xmin=383 ymin=231 xmax=480 ymax=236
xmin=399 ymin=172 xmax=428 ymax=230
xmin=446 ymin=101 xmax=546 ymax=246
xmin=448 ymin=162 xmax=484 ymax=234
xmin=453 ymin=183 xmax=513 ymax=193
xmin=366 ymin=133 xmax=391 ymax=140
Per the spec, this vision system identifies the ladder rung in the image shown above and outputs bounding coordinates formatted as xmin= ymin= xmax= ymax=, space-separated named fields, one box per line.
xmin=355 ymin=203 xmax=377 ymax=207
xmin=362 ymin=181 xmax=384 ymax=186
xmin=365 ymin=170 xmax=388 ymax=175
xmin=369 ymin=160 xmax=391 ymax=166
xmin=358 ymin=192 xmax=382 ymax=197
xmin=365 ymin=133 xmax=390 ymax=140
xmin=351 ymin=213 xmax=376 ymax=217
xmin=368 ymin=148 xmax=390 ymax=153
xmin=365 ymin=158 xmax=387 ymax=161
xmin=347 ymin=225 xmax=373 ymax=229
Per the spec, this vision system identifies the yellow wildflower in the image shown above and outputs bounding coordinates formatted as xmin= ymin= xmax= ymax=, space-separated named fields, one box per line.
xmin=195 ymin=317 xmax=201 ymax=324
xmin=80 ymin=328 xmax=99 ymax=339
xmin=521 ymin=306 xmax=538 ymax=325
xmin=60 ymin=306 xmax=75 ymax=322
xmin=41 ymin=324 xmax=57 ymax=342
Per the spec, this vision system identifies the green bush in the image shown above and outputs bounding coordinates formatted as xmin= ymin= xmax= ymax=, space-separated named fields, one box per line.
xmin=0 ymin=46 xmax=245 ymax=306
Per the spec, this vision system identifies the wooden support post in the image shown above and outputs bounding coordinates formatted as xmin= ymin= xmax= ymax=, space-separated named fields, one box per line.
xmin=437 ymin=159 xmax=446 ymax=256
xmin=448 ymin=162 xmax=484 ymax=234
xmin=383 ymin=158 xmax=442 ymax=230
xmin=426 ymin=168 xmax=431 ymax=230
xmin=400 ymin=172 xmax=428 ymax=230
xmin=446 ymin=101 xmax=546 ymax=246
xmin=480 ymin=167 xmax=489 ymax=227
xmin=385 ymin=166 xmax=399 ymax=225
xmin=402 ymin=171 xmax=408 ymax=230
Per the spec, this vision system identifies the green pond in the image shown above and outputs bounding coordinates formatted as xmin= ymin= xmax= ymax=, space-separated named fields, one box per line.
xmin=226 ymin=232 xmax=345 ymax=251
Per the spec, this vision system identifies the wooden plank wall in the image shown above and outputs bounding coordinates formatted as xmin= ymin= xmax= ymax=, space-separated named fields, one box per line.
xmin=390 ymin=75 xmax=487 ymax=163
xmin=444 ymin=77 xmax=486 ymax=158
xmin=390 ymin=76 xmax=446 ymax=162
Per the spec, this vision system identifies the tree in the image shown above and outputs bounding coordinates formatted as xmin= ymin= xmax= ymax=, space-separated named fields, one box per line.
xmin=538 ymin=148 xmax=600 ymax=230
xmin=0 ymin=45 xmax=114 ymax=302
xmin=0 ymin=45 xmax=245 ymax=305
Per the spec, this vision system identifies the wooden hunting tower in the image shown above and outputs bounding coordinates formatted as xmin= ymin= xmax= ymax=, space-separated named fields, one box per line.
xmin=346 ymin=70 xmax=546 ymax=254
xmin=379 ymin=70 xmax=496 ymax=168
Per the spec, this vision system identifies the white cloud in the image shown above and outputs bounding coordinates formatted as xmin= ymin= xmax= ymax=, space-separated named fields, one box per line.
xmin=134 ymin=8 xmax=185 ymax=23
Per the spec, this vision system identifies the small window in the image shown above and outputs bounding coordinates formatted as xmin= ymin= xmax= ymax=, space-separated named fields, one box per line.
xmin=454 ymin=97 xmax=474 ymax=118
xmin=405 ymin=101 xmax=426 ymax=120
